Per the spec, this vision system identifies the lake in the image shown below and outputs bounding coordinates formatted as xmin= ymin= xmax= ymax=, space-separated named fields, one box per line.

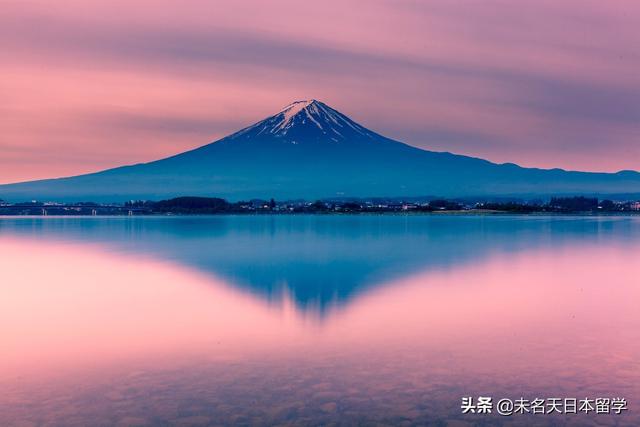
xmin=1 ymin=215 xmax=639 ymax=426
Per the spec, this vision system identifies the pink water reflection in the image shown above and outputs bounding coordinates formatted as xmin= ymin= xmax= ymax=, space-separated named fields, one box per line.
xmin=0 ymin=237 xmax=309 ymax=381
xmin=1 ymin=233 xmax=639 ymax=425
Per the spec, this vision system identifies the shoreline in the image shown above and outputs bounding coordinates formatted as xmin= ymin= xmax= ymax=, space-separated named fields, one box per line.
xmin=1 ymin=210 xmax=639 ymax=218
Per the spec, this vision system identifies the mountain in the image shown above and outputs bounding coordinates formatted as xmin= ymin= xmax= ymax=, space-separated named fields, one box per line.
xmin=1 ymin=99 xmax=640 ymax=202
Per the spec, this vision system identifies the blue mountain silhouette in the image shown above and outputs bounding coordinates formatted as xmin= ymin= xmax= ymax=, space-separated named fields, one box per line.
xmin=1 ymin=99 xmax=639 ymax=201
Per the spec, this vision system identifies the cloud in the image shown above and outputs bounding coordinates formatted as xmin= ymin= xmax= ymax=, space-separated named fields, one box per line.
xmin=1 ymin=0 xmax=639 ymax=182
xmin=87 ymin=111 xmax=243 ymax=137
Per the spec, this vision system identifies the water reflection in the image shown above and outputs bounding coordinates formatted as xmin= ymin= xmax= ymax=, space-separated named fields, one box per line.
xmin=1 ymin=215 xmax=638 ymax=315
xmin=0 ymin=215 xmax=639 ymax=426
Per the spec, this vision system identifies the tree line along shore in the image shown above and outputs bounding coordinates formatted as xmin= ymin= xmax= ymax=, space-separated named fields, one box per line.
xmin=1 ymin=196 xmax=640 ymax=216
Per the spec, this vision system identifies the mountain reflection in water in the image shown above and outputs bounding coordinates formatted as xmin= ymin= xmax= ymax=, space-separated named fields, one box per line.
xmin=1 ymin=215 xmax=638 ymax=315
xmin=1 ymin=215 xmax=639 ymax=426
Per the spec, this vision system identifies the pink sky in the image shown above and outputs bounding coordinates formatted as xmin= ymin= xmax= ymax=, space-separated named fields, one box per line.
xmin=2 ymin=0 xmax=639 ymax=184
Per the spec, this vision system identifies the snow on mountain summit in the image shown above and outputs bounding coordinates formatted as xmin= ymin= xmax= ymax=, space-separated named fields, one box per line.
xmin=230 ymin=99 xmax=379 ymax=144
xmin=275 ymin=100 xmax=322 ymax=133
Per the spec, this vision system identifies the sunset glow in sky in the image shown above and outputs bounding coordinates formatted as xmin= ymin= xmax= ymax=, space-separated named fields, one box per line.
xmin=2 ymin=0 xmax=639 ymax=183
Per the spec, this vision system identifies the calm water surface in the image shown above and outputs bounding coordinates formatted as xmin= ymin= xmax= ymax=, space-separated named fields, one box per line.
xmin=0 ymin=215 xmax=639 ymax=426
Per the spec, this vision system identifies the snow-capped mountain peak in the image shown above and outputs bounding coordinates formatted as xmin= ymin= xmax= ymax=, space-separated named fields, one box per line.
xmin=274 ymin=100 xmax=323 ymax=133
xmin=230 ymin=99 xmax=378 ymax=143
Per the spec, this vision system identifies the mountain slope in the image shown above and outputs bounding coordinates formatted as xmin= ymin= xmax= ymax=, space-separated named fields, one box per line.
xmin=1 ymin=100 xmax=640 ymax=202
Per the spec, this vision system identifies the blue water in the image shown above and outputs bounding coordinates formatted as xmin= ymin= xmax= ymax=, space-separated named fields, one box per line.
xmin=1 ymin=215 xmax=639 ymax=426
xmin=2 ymin=215 xmax=638 ymax=313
